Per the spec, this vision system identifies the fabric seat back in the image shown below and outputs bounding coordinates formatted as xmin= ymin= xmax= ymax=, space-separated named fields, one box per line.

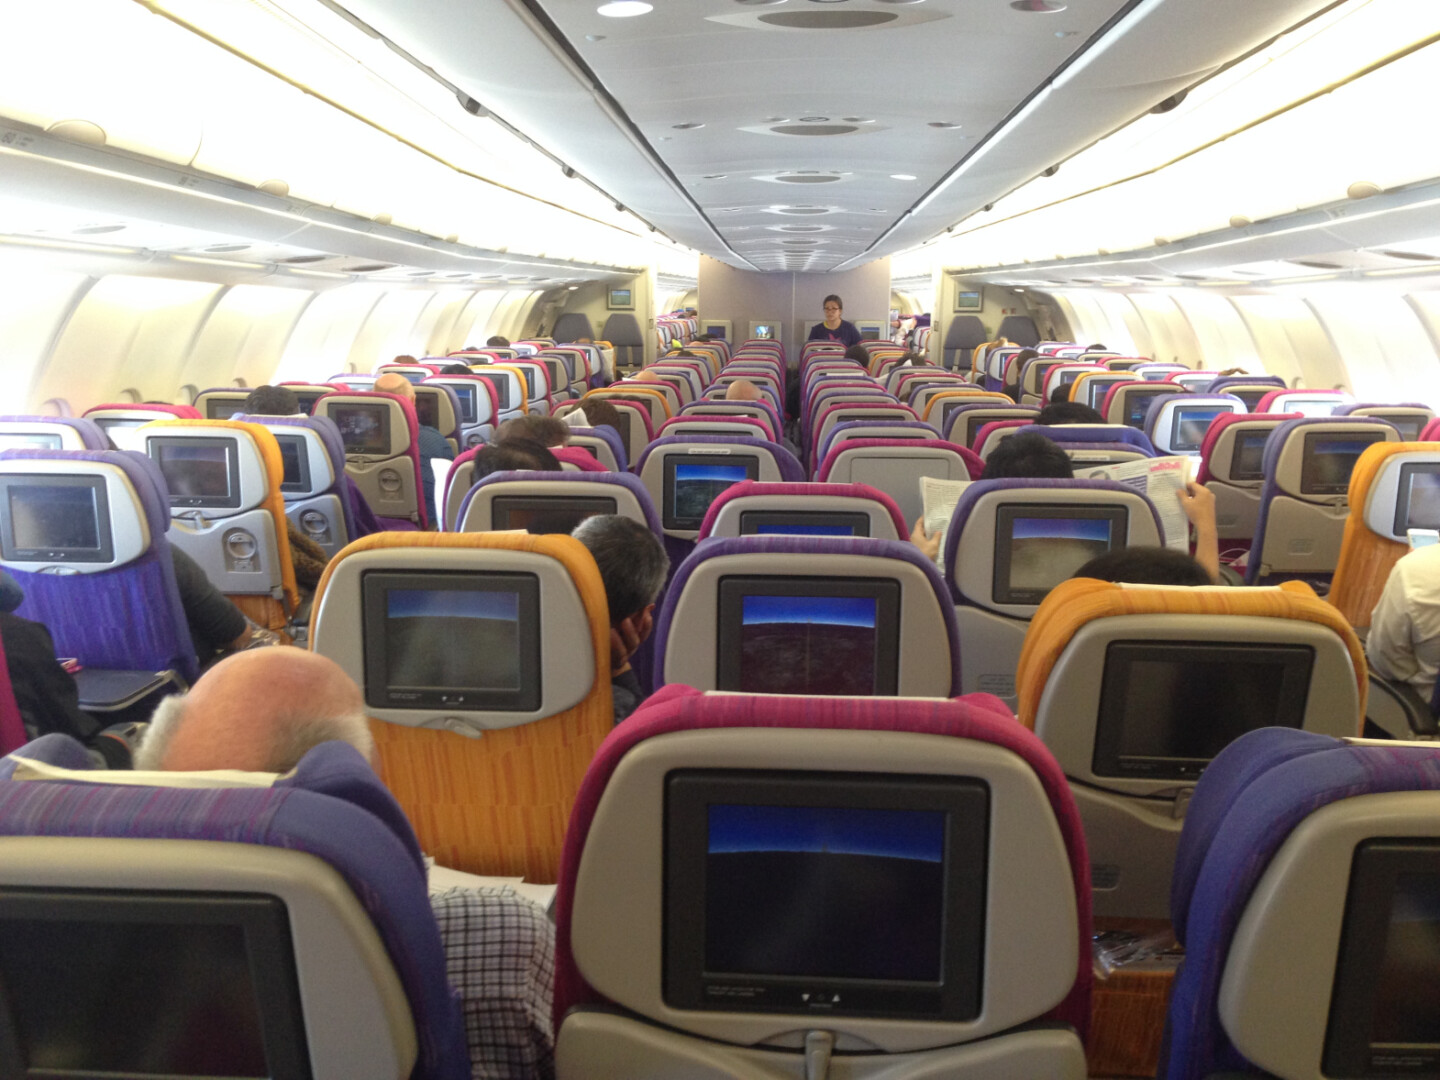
xmin=815 ymin=439 xmax=981 ymax=525
xmin=317 ymin=391 xmax=428 ymax=529
xmin=422 ymin=375 xmax=499 ymax=450
xmin=457 ymin=471 xmax=662 ymax=537
xmin=1197 ymin=413 xmax=1300 ymax=542
xmin=634 ymin=435 xmax=804 ymax=540
xmin=237 ymin=414 xmax=352 ymax=559
xmin=0 ymin=416 xmax=108 ymax=451
xmin=698 ymin=480 xmax=908 ymax=541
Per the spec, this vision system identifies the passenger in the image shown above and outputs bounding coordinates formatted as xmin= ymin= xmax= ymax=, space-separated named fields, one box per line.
xmin=1003 ymin=348 xmax=1038 ymax=400
xmin=133 ymin=649 xmax=557 ymax=1080
xmin=725 ymin=380 xmax=800 ymax=457
xmin=473 ymin=439 xmax=562 ymax=482
xmin=244 ymin=384 xmax=302 ymax=415
xmin=439 ymin=363 xmax=474 ymax=375
xmin=0 ymin=570 xmax=100 ymax=747
xmin=844 ymin=343 xmax=870 ymax=365
xmin=170 ymin=546 xmax=284 ymax=663
xmin=1037 ymin=401 xmax=1106 ymax=425
xmin=576 ymin=398 xmax=624 ymax=441
xmin=570 ymin=515 xmax=669 ymax=725
xmin=808 ymin=294 xmax=862 ymax=348
xmin=495 ymin=415 xmax=604 ymax=471
xmin=392 ymin=354 xmax=418 ymax=364
xmin=981 ymin=431 xmax=1074 ymax=480
xmin=899 ymin=350 xmax=932 ymax=366
xmin=486 ymin=335 xmax=511 ymax=348
xmin=1072 ymin=547 xmax=1215 ymax=586
xmin=1365 ymin=543 xmax=1440 ymax=702
xmin=1086 ymin=343 xmax=1107 ymax=351
xmin=374 ymin=372 xmax=455 ymax=529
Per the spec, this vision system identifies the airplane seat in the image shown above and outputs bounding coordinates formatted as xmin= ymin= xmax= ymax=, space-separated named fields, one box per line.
xmin=588 ymin=384 xmax=673 ymax=434
xmin=915 ymin=388 xmax=1013 ymax=427
xmin=802 ymin=378 xmax=880 ymax=421
xmin=1130 ymin=363 xmax=1189 ymax=382
xmin=0 ymin=448 xmax=199 ymax=686
xmin=816 ymin=420 xmax=940 ymax=464
xmin=375 ymin=363 xmax=442 ymax=383
xmin=551 ymin=691 xmax=1090 ymax=1080
xmin=804 ymin=391 xmax=898 ymax=440
xmin=1204 ymin=373 xmax=1286 ymax=397
xmin=139 ymin=419 xmax=300 ymax=631
xmin=412 ymin=383 xmax=463 ymax=454
xmin=941 ymin=314 xmax=988 ymax=371
xmin=330 ymin=374 xmax=380 ymax=392
xmin=678 ymin=399 xmax=784 ymax=439
xmin=973 ymin=419 xmax=1037 ymax=459
xmin=1041 ymin=364 xmax=1106 ymax=404
xmin=996 ymin=314 xmax=1039 ymax=346
xmin=1070 ymin=372 xmax=1134 ymax=412
xmin=658 ymin=415 xmax=772 ymax=441
xmin=810 ymin=402 xmax=918 ymax=463
xmin=0 ymin=415 xmax=109 ymax=451
xmin=1328 ymin=441 xmax=1440 ymax=631
xmin=1164 ymin=370 xmax=1223 ymax=393
xmin=653 ymin=535 xmax=961 ymax=697
xmin=1332 ymin=401 xmax=1436 ymax=441
xmin=1143 ymin=393 xmax=1245 ymax=456
xmin=698 ymin=480 xmax=909 ymax=541
xmin=82 ymin=403 xmax=202 ymax=450
xmin=1101 ymin=357 xmax=1150 ymax=372
xmin=1101 ymin=382 xmax=1183 ymax=429
xmin=309 ymin=530 xmax=612 ymax=882
xmin=634 ymin=435 xmax=804 ymax=542
xmin=1255 ymin=388 xmax=1356 ymax=417
xmin=1016 ymin=577 xmax=1365 ymax=920
xmin=235 ymin=413 xmax=352 ymax=559
xmin=1196 ymin=413 xmax=1301 ymax=546
xmin=552 ymin=314 xmax=594 ymax=342
xmin=571 ymin=393 xmax=656 ymax=465
xmin=941 ymin=404 xmax=1039 ymax=450
xmin=278 ymin=381 xmax=349 ymax=415
xmin=1050 ymin=441 xmax=1153 ymax=467
xmin=1160 ymin=729 xmax=1440 ymax=1080
xmin=815 ymin=439 xmax=982 ymax=525
xmin=561 ymin=424 xmax=627 ymax=472
xmin=943 ymin=478 xmax=1163 ymax=710
xmin=193 ymin=388 xmax=251 ymax=421
xmin=601 ymin=314 xmax=644 ymax=369
xmin=1026 ymin=424 xmax=1158 ymax=456
xmin=0 ymin=738 xmax=468 ymax=1080
xmin=1244 ymin=416 xmax=1399 ymax=584
xmin=1422 ymin=417 xmax=1440 ymax=442
xmin=423 ymin=374 xmax=499 ymax=450
xmin=468 ymin=365 xmax=529 ymax=425
xmin=457 ymin=471 xmax=662 ymax=538
xmin=509 ymin=361 xmax=556 ymax=417
xmin=316 ymin=391 xmax=428 ymax=530
xmin=890 ymin=368 xmax=966 ymax=400
xmin=799 ymin=341 xmax=846 ymax=365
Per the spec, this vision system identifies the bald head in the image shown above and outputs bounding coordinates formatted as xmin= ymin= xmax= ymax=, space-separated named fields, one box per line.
xmin=374 ymin=373 xmax=416 ymax=402
xmin=725 ymin=379 xmax=762 ymax=403
xmin=135 ymin=649 xmax=372 ymax=773
xmin=633 ymin=369 xmax=664 ymax=384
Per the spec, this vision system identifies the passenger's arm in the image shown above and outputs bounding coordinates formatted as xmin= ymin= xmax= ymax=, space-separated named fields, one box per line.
xmin=1177 ymin=481 xmax=1221 ymax=584
xmin=1366 ymin=563 xmax=1418 ymax=684
xmin=910 ymin=517 xmax=943 ymax=562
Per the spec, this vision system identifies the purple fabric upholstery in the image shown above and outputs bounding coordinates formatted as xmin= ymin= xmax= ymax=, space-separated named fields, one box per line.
xmin=553 ymin=686 xmax=1092 ymax=1040
xmin=695 ymin=480 xmax=910 ymax=541
xmin=1161 ymin=731 xmax=1440 ymax=1080
xmin=659 ymin=415 xmax=775 ymax=443
xmin=1244 ymin=416 xmax=1394 ymax=584
xmin=317 ymin=390 xmax=427 ymax=528
xmin=458 ymin=470 xmax=663 ymax=537
xmin=1 ymin=732 xmax=94 ymax=777
xmin=815 ymin=420 xmax=942 ymax=466
xmin=0 ymin=416 xmax=109 ymax=450
xmin=567 ymin=425 xmax=629 ymax=472
xmin=1205 ymin=375 xmax=1286 ymax=396
xmin=1025 ymin=424 xmax=1157 ymax=455
xmin=814 ymin=438 xmax=984 ymax=484
xmin=633 ymin=434 xmax=804 ymax=483
xmin=0 ymin=741 xmax=467 ymax=1080
xmin=679 ymin=398 xmax=784 ymax=436
xmin=943 ymin=478 xmax=1165 ymax=604
xmin=1140 ymin=394 xmax=1242 ymax=444
xmin=0 ymin=449 xmax=198 ymax=683
xmin=235 ymin=414 xmax=360 ymax=542
xmin=653 ymin=535 xmax=963 ymax=696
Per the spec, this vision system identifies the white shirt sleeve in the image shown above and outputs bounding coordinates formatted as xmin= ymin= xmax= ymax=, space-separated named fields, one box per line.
xmin=1366 ymin=557 xmax=1417 ymax=684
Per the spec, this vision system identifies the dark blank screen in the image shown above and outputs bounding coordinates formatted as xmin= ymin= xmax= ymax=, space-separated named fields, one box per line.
xmin=155 ymin=444 xmax=230 ymax=499
xmin=414 ymin=393 xmax=439 ymax=429
xmin=277 ymin=438 xmax=303 ymax=488
xmin=0 ymin=918 xmax=268 ymax=1076
xmin=206 ymin=399 xmax=245 ymax=420
xmin=333 ymin=404 xmax=389 ymax=454
xmin=1174 ymin=408 xmax=1224 ymax=451
xmin=1303 ymin=435 xmax=1384 ymax=494
xmin=705 ymin=803 xmax=945 ymax=981
xmin=385 ymin=588 xmax=521 ymax=692
xmin=1115 ymin=657 xmax=1290 ymax=759
xmin=1126 ymin=394 xmax=1161 ymax=429
xmin=9 ymin=486 xmax=98 ymax=551
xmin=1370 ymin=873 xmax=1440 ymax=1046
xmin=1231 ymin=430 xmax=1270 ymax=480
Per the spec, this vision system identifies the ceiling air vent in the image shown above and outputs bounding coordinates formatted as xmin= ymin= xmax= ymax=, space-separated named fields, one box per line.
xmin=773 ymin=173 xmax=844 ymax=184
xmin=758 ymin=10 xmax=899 ymax=27
xmin=1290 ymin=260 xmax=1342 ymax=270
xmin=280 ymin=255 xmax=328 ymax=264
xmin=73 ymin=224 xmax=126 ymax=235
xmin=770 ymin=124 xmax=860 ymax=136
xmin=349 ymin=263 xmax=395 ymax=273
xmin=1381 ymin=249 xmax=1440 ymax=262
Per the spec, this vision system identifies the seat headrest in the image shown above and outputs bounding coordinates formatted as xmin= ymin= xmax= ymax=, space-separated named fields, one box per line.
xmin=697 ymin=479 xmax=909 ymax=540
xmin=459 ymin=469 xmax=663 ymax=537
xmin=0 ymin=447 xmax=170 ymax=559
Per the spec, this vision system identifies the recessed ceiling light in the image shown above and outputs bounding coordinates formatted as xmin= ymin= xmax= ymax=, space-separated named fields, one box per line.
xmin=73 ymin=224 xmax=126 ymax=235
xmin=799 ymin=116 xmax=830 ymax=123
xmin=597 ymin=1 xmax=652 ymax=16
xmin=672 ymin=121 xmax=705 ymax=130
xmin=203 ymin=243 xmax=251 ymax=253
xmin=890 ymin=173 xmax=917 ymax=181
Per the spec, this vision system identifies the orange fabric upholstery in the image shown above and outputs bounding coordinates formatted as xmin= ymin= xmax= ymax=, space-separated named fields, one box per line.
xmin=584 ymin=385 xmax=674 ymax=422
xmin=480 ymin=364 xmax=531 ymax=412
xmin=970 ymin=339 xmax=1003 ymax=380
xmin=920 ymin=388 xmax=1015 ymax=422
xmin=1016 ymin=578 xmax=1368 ymax=731
xmin=145 ymin=418 xmax=299 ymax=616
xmin=1328 ymin=441 xmax=1420 ymax=629
xmin=308 ymin=530 xmax=613 ymax=883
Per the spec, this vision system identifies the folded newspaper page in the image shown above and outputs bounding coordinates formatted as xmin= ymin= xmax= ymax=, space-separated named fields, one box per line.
xmin=919 ymin=476 xmax=971 ymax=542
xmin=1074 ymin=456 xmax=1192 ymax=551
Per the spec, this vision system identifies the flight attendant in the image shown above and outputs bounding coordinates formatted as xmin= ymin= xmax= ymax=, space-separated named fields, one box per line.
xmin=808 ymin=294 xmax=863 ymax=347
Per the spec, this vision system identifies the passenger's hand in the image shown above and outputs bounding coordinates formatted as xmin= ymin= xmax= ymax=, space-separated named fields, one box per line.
xmin=1176 ymin=480 xmax=1216 ymax=530
xmin=609 ymin=608 xmax=653 ymax=675
xmin=910 ymin=517 xmax=943 ymax=561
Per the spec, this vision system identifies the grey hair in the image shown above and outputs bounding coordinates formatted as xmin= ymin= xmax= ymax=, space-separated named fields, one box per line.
xmin=571 ymin=515 xmax=669 ymax=624
xmin=133 ymin=693 xmax=374 ymax=774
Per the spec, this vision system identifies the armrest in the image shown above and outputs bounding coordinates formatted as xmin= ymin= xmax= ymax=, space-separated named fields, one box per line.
xmin=1366 ymin=672 xmax=1438 ymax=738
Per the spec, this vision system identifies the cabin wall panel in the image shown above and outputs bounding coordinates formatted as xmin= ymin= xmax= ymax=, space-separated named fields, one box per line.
xmin=416 ymin=288 xmax=480 ymax=356
xmin=1228 ymin=295 xmax=1328 ymax=387
xmin=1167 ymin=291 xmax=1261 ymax=372
xmin=559 ymin=281 xmax=612 ymax=343
xmin=1092 ymin=293 xmax=1153 ymax=357
xmin=275 ymin=283 xmax=386 ymax=381
xmin=452 ymin=290 xmax=506 ymax=348
xmin=38 ymin=275 xmax=221 ymax=411
xmin=491 ymin=290 xmax=541 ymax=342
xmin=1405 ymin=290 xmax=1440 ymax=375
xmin=1053 ymin=294 xmax=1124 ymax=352
xmin=1126 ymin=292 xmax=1202 ymax=366
xmin=348 ymin=289 xmax=438 ymax=372
xmin=0 ymin=266 xmax=93 ymax=414
xmin=185 ymin=284 xmax=314 ymax=393
xmin=1305 ymin=289 xmax=1440 ymax=402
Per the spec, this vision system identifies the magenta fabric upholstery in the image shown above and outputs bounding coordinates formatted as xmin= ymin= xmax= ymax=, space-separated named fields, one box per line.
xmin=1195 ymin=413 xmax=1299 ymax=484
xmin=696 ymin=480 xmax=910 ymax=540
xmin=632 ymin=434 xmax=804 ymax=483
xmin=816 ymin=420 xmax=942 ymax=464
xmin=1254 ymin=388 xmax=1350 ymax=413
xmin=83 ymin=403 xmax=201 ymax=421
xmin=0 ymin=633 xmax=25 ymax=754
xmin=659 ymin=415 xmax=775 ymax=442
xmin=552 ymin=686 xmax=1093 ymax=1041
xmin=459 ymin=469 xmax=663 ymax=538
xmin=972 ymin=418 xmax=1034 ymax=452
xmin=316 ymin=390 xmax=426 ymax=528
xmin=814 ymin=438 xmax=983 ymax=483
xmin=679 ymin=399 xmax=783 ymax=436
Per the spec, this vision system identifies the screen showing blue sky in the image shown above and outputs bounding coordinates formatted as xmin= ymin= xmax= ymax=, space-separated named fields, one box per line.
xmin=387 ymin=589 xmax=519 ymax=621
xmin=1010 ymin=516 xmax=1112 ymax=543
xmin=674 ymin=463 xmax=750 ymax=484
xmin=742 ymin=595 xmax=876 ymax=628
xmin=709 ymin=804 xmax=944 ymax=862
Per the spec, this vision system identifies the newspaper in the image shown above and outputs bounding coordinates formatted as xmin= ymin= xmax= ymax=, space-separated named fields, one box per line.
xmin=919 ymin=476 xmax=971 ymax=541
xmin=1074 ymin=456 xmax=1193 ymax=551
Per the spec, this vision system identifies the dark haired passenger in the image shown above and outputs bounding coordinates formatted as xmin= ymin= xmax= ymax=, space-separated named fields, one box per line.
xmin=571 ymin=515 xmax=669 ymax=723
xmin=981 ymin=431 xmax=1075 ymax=480
xmin=244 ymin=384 xmax=301 ymax=416
xmin=473 ymin=438 xmax=561 ymax=481
xmin=808 ymin=294 xmax=862 ymax=347
xmin=438 ymin=363 xmax=473 ymax=375
xmin=1073 ymin=547 xmax=1214 ymax=587
xmin=844 ymin=343 xmax=870 ymax=366
xmin=496 ymin=414 xmax=605 ymax=471
xmin=375 ymin=372 xmax=454 ymax=529
xmin=577 ymin=398 xmax=624 ymax=439
xmin=486 ymin=335 xmax=511 ymax=348
xmin=1002 ymin=348 xmax=1038 ymax=401
xmin=1037 ymin=401 xmax=1106 ymax=426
